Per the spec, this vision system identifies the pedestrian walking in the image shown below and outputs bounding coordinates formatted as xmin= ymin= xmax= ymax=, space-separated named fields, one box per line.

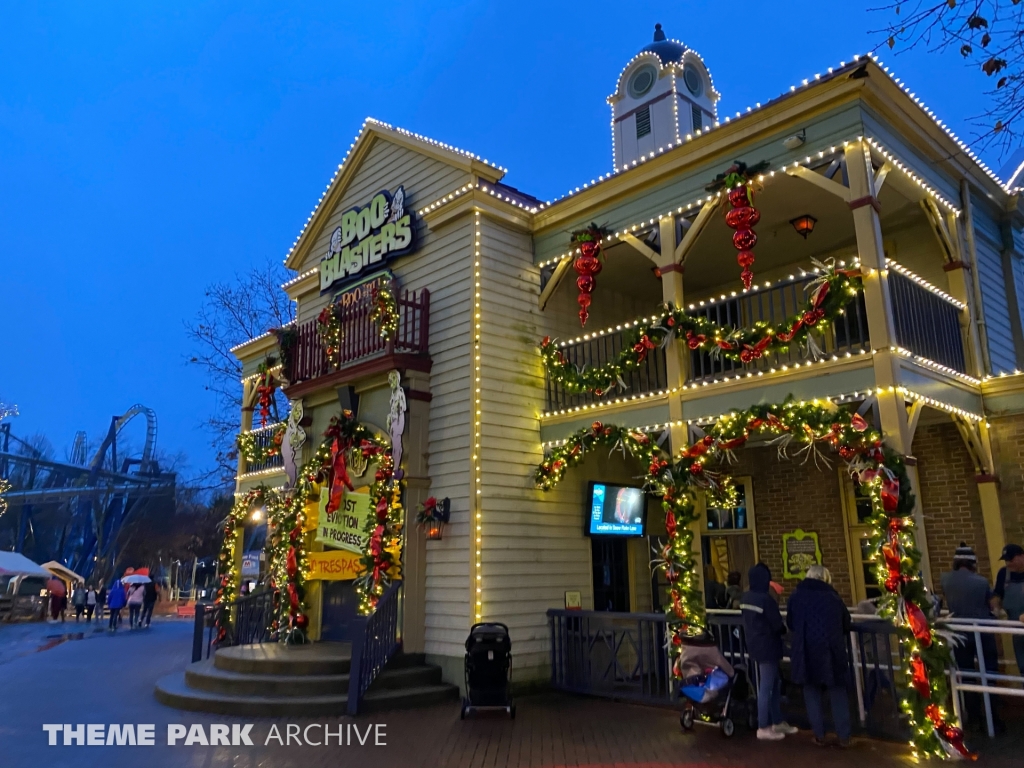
xmin=786 ymin=565 xmax=852 ymax=747
xmin=107 ymin=580 xmax=126 ymax=631
xmin=96 ymin=586 xmax=106 ymax=621
xmin=126 ymin=582 xmax=145 ymax=628
xmin=85 ymin=586 xmax=97 ymax=621
xmin=71 ymin=584 xmax=87 ymax=620
xmin=992 ymin=543 xmax=1024 ymax=675
xmin=941 ymin=542 xmax=1001 ymax=731
xmin=141 ymin=581 xmax=159 ymax=627
xmin=740 ymin=563 xmax=798 ymax=741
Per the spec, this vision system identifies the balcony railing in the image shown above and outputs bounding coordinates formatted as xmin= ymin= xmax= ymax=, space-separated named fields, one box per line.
xmin=285 ymin=288 xmax=430 ymax=385
xmin=241 ymin=422 xmax=284 ymax=475
xmin=543 ymin=274 xmax=869 ymax=409
xmin=687 ymin=273 xmax=870 ymax=384
xmin=887 ymin=267 xmax=967 ymax=374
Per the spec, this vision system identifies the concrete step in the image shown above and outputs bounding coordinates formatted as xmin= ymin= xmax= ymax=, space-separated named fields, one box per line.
xmin=154 ymin=672 xmax=349 ymax=717
xmin=155 ymin=672 xmax=459 ymax=717
xmin=213 ymin=642 xmax=351 ymax=676
xmin=184 ymin=659 xmax=442 ymax=697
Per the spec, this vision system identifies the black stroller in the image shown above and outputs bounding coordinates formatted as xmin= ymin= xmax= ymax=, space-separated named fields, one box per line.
xmin=460 ymin=622 xmax=515 ymax=719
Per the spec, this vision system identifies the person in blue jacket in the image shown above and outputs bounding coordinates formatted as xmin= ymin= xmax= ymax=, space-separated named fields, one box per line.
xmin=106 ymin=579 xmax=127 ymax=631
xmin=786 ymin=565 xmax=852 ymax=747
xmin=741 ymin=563 xmax=798 ymax=741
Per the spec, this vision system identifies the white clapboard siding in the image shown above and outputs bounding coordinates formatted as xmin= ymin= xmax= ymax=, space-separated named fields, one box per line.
xmin=284 ymin=136 xmax=479 ymax=660
xmin=474 ymin=215 xmax=600 ymax=672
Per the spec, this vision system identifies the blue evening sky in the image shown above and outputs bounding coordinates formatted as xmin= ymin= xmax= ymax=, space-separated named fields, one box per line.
xmin=0 ymin=1 xmax=1012 ymax=479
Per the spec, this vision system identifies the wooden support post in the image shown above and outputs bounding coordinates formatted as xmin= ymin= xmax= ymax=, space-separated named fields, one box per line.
xmin=675 ymin=198 xmax=721 ymax=265
xmin=846 ymin=141 xmax=934 ymax=588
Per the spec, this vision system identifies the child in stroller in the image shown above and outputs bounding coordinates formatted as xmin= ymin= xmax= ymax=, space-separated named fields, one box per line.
xmin=460 ymin=622 xmax=515 ymax=719
xmin=677 ymin=633 xmax=755 ymax=737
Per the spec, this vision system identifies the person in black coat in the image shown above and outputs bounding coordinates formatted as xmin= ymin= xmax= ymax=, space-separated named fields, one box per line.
xmin=786 ymin=565 xmax=852 ymax=746
xmin=741 ymin=563 xmax=798 ymax=740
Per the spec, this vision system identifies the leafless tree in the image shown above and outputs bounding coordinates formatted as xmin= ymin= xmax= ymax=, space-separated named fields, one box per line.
xmin=874 ymin=1 xmax=1024 ymax=151
xmin=185 ymin=259 xmax=294 ymax=485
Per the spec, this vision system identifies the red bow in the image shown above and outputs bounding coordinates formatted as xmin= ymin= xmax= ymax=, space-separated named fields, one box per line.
xmin=632 ymin=334 xmax=655 ymax=363
xmin=739 ymin=335 xmax=773 ymax=363
xmin=686 ymin=331 xmax=706 ymax=350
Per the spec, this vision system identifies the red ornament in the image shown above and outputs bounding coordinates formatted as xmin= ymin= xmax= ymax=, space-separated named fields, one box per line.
xmin=732 ymin=229 xmax=757 ymax=251
xmin=881 ymin=477 xmax=900 ymax=512
xmin=295 ymin=613 xmax=309 ymax=630
xmin=725 ymin=205 xmax=761 ymax=229
xmin=728 ymin=185 xmax=750 ymax=207
xmin=685 ymin=331 xmax=706 ymax=350
xmin=910 ymin=653 xmax=931 ymax=698
xmin=905 ymin=601 xmax=933 ymax=647
xmin=689 ymin=462 xmax=704 ymax=475
xmin=573 ymin=239 xmax=603 ymax=326
xmin=736 ymin=250 xmax=755 ymax=268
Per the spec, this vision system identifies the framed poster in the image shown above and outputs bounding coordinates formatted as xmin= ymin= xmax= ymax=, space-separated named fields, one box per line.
xmin=782 ymin=528 xmax=822 ymax=579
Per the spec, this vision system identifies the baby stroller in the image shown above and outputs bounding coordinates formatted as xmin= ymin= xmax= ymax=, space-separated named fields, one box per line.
xmin=460 ymin=622 xmax=515 ymax=719
xmin=676 ymin=633 xmax=755 ymax=737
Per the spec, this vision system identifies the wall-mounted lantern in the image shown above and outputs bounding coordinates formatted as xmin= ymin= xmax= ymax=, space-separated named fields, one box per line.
xmin=417 ymin=497 xmax=451 ymax=540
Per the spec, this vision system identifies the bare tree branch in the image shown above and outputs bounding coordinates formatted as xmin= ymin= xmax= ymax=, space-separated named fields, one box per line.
xmin=185 ymin=258 xmax=295 ymax=484
xmin=872 ymin=0 xmax=1024 ymax=154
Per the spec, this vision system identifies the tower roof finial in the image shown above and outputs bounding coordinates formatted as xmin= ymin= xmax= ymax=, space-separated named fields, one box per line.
xmin=653 ymin=23 xmax=665 ymax=42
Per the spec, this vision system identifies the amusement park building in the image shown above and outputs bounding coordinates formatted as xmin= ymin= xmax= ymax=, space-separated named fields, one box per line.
xmin=231 ymin=26 xmax=1024 ymax=689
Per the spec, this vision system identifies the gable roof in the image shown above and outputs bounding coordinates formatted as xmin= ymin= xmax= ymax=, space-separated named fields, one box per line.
xmin=284 ymin=118 xmax=507 ymax=270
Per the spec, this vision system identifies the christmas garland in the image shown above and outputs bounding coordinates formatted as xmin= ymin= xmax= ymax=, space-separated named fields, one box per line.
xmin=317 ymin=303 xmax=344 ymax=365
xmin=215 ymin=486 xmax=282 ymax=642
xmin=370 ymin=282 xmax=400 ymax=343
xmin=541 ymin=261 xmax=862 ymax=397
xmin=236 ymin=423 xmax=286 ymax=465
xmin=254 ymin=361 xmax=278 ymax=427
xmin=273 ymin=326 xmax=298 ymax=383
xmin=536 ymin=400 xmax=972 ymax=760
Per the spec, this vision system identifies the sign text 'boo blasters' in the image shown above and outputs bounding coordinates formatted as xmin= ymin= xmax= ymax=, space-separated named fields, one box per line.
xmin=319 ymin=186 xmax=416 ymax=292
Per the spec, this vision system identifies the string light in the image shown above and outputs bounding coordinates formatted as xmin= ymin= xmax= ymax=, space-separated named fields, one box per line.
xmin=891 ymin=346 xmax=980 ymax=385
xmin=282 ymin=267 xmax=318 ymax=290
xmin=884 ymin=260 xmax=965 ymax=309
xmin=471 ymin=211 xmax=484 ymax=624
xmin=240 ymin=363 xmax=282 ymax=384
xmin=864 ymin=138 xmax=960 ymax=214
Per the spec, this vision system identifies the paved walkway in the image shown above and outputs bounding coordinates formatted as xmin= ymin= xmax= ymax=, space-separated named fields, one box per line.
xmin=0 ymin=619 xmax=1018 ymax=767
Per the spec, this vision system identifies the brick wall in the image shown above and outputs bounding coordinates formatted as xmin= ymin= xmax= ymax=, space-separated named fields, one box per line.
xmin=990 ymin=413 xmax=1024 ymax=547
xmin=723 ymin=445 xmax=853 ymax=605
xmin=913 ymin=422 xmax=993 ymax=587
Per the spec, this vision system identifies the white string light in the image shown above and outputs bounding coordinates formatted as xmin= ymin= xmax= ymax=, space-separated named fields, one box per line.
xmin=471 ymin=211 xmax=484 ymax=625
xmin=891 ymin=346 xmax=981 ymax=385
xmin=240 ymin=363 xmax=283 ymax=384
xmin=884 ymin=259 xmax=965 ymax=309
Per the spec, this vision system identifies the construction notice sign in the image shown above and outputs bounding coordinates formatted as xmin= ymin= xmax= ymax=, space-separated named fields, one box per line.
xmin=316 ymin=486 xmax=372 ymax=554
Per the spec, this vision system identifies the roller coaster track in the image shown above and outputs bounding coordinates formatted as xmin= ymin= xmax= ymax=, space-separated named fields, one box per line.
xmin=0 ymin=405 xmax=175 ymax=581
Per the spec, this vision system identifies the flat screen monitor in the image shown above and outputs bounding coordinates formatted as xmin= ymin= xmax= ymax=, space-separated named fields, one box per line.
xmin=586 ymin=482 xmax=646 ymax=536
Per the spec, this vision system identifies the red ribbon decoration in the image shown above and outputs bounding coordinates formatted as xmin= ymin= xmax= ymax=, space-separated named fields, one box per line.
xmin=910 ymin=653 xmax=931 ymax=698
xmin=906 ymin=601 xmax=933 ymax=647
xmin=633 ymin=334 xmax=655 ymax=363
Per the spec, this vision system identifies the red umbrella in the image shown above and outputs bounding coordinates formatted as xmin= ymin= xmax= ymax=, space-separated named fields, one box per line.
xmin=46 ymin=578 xmax=66 ymax=597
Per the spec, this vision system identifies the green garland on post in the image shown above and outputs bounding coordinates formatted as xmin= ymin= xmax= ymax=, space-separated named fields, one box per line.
xmin=541 ymin=261 xmax=862 ymax=397
xmin=370 ymin=282 xmax=399 ymax=342
xmin=536 ymin=399 xmax=972 ymax=760
xmin=236 ymin=423 xmax=286 ymax=465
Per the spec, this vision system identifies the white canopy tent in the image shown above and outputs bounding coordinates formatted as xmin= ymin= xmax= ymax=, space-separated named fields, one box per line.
xmin=0 ymin=552 xmax=51 ymax=578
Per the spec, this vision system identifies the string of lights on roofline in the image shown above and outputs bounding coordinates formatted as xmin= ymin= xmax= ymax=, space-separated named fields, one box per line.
xmin=280 ymin=118 xmax=508 ymax=266
xmin=540 ymin=385 xmax=984 ymax=450
xmin=550 ymin=49 xmax=1019 ymax=208
xmin=278 ymin=47 xmax=1020 ymax=271
xmin=537 ymin=136 xmax=960 ymax=272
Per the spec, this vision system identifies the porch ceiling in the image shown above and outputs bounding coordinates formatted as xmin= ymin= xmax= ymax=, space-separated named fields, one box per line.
xmin=682 ymin=171 xmax=920 ymax=298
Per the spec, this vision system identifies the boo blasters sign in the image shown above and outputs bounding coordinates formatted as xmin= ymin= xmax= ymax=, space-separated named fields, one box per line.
xmin=319 ymin=186 xmax=416 ymax=292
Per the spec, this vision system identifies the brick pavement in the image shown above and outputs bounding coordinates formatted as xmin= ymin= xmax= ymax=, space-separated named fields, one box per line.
xmin=0 ymin=619 xmax=1019 ymax=768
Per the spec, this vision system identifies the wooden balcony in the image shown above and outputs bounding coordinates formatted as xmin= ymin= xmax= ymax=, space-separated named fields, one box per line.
xmin=542 ymin=262 xmax=967 ymax=411
xmin=282 ymin=288 xmax=430 ymax=398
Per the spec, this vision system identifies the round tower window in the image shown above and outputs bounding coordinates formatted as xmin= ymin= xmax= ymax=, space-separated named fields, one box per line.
xmin=683 ymin=65 xmax=703 ymax=96
xmin=627 ymin=65 xmax=657 ymax=98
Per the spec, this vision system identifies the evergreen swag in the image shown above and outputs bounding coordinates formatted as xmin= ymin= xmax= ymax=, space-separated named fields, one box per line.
xmin=216 ymin=412 xmax=405 ymax=645
xmin=370 ymin=282 xmax=399 ymax=343
xmin=236 ymin=422 xmax=286 ymax=465
xmin=536 ymin=399 xmax=972 ymax=760
xmin=541 ymin=260 xmax=862 ymax=397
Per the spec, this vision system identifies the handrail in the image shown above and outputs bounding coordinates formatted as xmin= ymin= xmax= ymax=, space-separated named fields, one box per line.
xmin=191 ymin=589 xmax=275 ymax=663
xmin=346 ymin=582 xmax=402 ymax=715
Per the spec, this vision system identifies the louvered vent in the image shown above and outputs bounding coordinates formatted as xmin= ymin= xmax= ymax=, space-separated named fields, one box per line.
xmin=691 ymin=104 xmax=702 ymax=132
xmin=636 ymin=106 xmax=651 ymax=138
